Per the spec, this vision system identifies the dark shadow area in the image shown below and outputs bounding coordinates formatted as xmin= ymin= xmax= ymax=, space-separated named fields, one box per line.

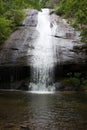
xmin=0 ymin=66 xmax=31 ymax=90
xmin=0 ymin=63 xmax=87 ymax=90
xmin=54 ymin=63 xmax=87 ymax=82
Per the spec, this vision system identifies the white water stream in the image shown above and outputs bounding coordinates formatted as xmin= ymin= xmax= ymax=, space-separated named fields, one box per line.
xmin=29 ymin=9 xmax=56 ymax=92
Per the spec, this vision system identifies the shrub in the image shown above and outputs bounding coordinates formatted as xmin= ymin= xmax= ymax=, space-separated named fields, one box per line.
xmin=81 ymin=28 xmax=87 ymax=43
xmin=11 ymin=10 xmax=25 ymax=26
xmin=55 ymin=0 xmax=87 ymax=42
xmin=0 ymin=17 xmax=12 ymax=43
xmin=64 ymin=77 xmax=80 ymax=87
xmin=0 ymin=0 xmax=41 ymax=43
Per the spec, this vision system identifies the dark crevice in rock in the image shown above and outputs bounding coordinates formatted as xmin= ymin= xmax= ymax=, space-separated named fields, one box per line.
xmin=54 ymin=63 xmax=87 ymax=82
xmin=0 ymin=66 xmax=30 ymax=82
xmin=10 ymin=48 xmax=19 ymax=50
xmin=51 ymin=34 xmax=73 ymax=40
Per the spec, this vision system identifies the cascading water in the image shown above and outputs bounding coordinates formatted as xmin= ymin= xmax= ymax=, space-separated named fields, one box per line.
xmin=28 ymin=8 xmax=81 ymax=92
xmin=0 ymin=9 xmax=82 ymax=91
xmin=29 ymin=9 xmax=55 ymax=92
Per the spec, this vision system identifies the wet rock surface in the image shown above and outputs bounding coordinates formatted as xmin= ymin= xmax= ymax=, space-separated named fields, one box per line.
xmin=0 ymin=10 xmax=38 ymax=66
xmin=54 ymin=82 xmax=80 ymax=91
xmin=23 ymin=9 xmax=38 ymax=27
xmin=0 ymin=9 xmax=87 ymax=90
xmin=0 ymin=9 xmax=86 ymax=67
xmin=54 ymin=82 xmax=73 ymax=91
xmin=20 ymin=125 xmax=30 ymax=130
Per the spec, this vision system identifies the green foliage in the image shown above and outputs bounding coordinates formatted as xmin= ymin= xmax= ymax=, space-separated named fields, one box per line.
xmin=82 ymin=80 xmax=87 ymax=86
xmin=29 ymin=0 xmax=41 ymax=11
xmin=81 ymin=79 xmax=87 ymax=91
xmin=0 ymin=0 xmax=41 ymax=43
xmin=74 ymin=73 xmax=81 ymax=78
xmin=63 ymin=72 xmax=87 ymax=91
xmin=40 ymin=0 xmax=49 ymax=7
xmin=55 ymin=6 xmax=63 ymax=16
xmin=64 ymin=77 xmax=80 ymax=87
xmin=81 ymin=28 xmax=87 ymax=42
xmin=55 ymin=0 xmax=87 ymax=42
xmin=4 ymin=9 xmax=25 ymax=29
xmin=64 ymin=72 xmax=81 ymax=87
xmin=40 ymin=0 xmax=59 ymax=8
xmin=70 ymin=19 xmax=78 ymax=29
xmin=0 ymin=17 xmax=12 ymax=43
xmin=11 ymin=10 xmax=25 ymax=26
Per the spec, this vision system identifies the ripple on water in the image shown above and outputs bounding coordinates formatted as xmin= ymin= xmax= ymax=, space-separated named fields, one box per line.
xmin=0 ymin=91 xmax=87 ymax=130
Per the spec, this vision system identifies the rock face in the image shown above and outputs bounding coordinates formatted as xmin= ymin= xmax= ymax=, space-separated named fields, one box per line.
xmin=54 ymin=82 xmax=73 ymax=91
xmin=0 ymin=10 xmax=38 ymax=66
xmin=20 ymin=125 xmax=30 ymax=130
xmin=54 ymin=82 xmax=79 ymax=91
xmin=0 ymin=10 xmax=39 ymax=90
xmin=0 ymin=66 xmax=30 ymax=90
xmin=0 ymin=9 xmax=86 ymax=90
xmin=23 ymin=10 xmax=38 ymax=26
xmin=0 ymin=9 xmax=85 ymax=67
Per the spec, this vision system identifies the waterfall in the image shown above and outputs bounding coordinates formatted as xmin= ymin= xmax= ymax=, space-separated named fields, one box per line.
xmin=29 ymin=9 xmax=55 ymax=92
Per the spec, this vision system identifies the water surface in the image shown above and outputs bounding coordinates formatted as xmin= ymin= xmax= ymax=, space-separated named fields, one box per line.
xmin=0 ymin=91 xmax=87 ymax=130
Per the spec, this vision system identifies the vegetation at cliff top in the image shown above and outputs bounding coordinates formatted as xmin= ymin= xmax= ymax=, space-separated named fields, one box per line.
xmin=55 ymin=0 xmax=87 ymax=42
xmin=0 ymin=0 xmax=41 ymax=43
xmin=40 ymin=0 xmax=59 ymax=8
xmin=0 ymin=0 xmax=87 ymax=44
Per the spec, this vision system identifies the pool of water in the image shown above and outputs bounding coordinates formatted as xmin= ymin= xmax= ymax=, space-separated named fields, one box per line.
xmin=0 ymin=90 xmax=87 ymax=130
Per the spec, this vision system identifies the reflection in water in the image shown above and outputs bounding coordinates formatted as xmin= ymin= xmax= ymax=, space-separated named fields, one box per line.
xmin=0 ymin=91 xmax=87 ymax=130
